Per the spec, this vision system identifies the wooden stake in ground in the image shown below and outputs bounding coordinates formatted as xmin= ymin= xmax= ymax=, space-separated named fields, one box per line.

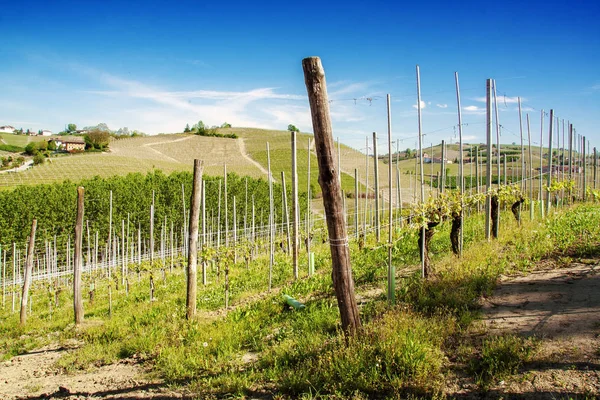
xmin=485 ymin=79 xmax=493 ymax=240
xmin=20 ymin=219 xmax=37 ymax=325
xmin=291 ymin=131 xmax=299 ymax=279
xmin=186 ymin=159 xmax=204 ymax=319
xmin=302 ymin=56 xmax=361 ymax=335
xmin=386 ymin=94 xmax=394 ymax=304
xmin=73 ymin=187 xmax=85 ymax=325
xmin=373 ymin=131 xmax=380 ymax=242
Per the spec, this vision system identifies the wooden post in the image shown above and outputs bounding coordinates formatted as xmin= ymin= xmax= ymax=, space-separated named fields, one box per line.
xmin=307 ymin=138 xmax=312 ymax=273
xmin=72 ymin=187 xmax=85 ymax=325
xmin=386 ymin=94 xmax=394 ymax=304
xmin=546 ymin=110 xmax=554 ymax=211
xmin=373 ymin=132 xmax=380 ymax=242
xmin=527 ymin=114 xmax=534 ymax=219
xmin=186 ymin=159 xmax=203 ymax=319
xmin=364 ymin=136 xmax=369 ymax=238
xmin=537 ymin=111 xmax=544 ymax=217
xmin=281 ymin=171 xmax=292 ymax=256
xmin=108 ymin=190 xmax=112 ymax=277
xmin=594 ymin=147 xmax=597 ymax=190
xmin=440 ymin=140 xmax=446 ymax=194
xmin=485 ymin=79 xmax=493 ymax=240
xmin=267 ymin=143 xmax=274 ymax=291
xmin=291 ymin=131 xmax=299 ymax=279
xmin=455 ymin=72 xmax=464 ymax=256
xmin=417 ymin=66 xmax=426 ymax=275
xmin=20 ymin=219 xmax=36 ymax=325
xmin=303 ymin=56 xmax=361 ymax=335
xmin=354 ymin=169 xmax=359 ymax=238
xmin=224 ymin=164 xmax=229 ymax=247
xmin=580 ymin=136 xmax=587 ymax=201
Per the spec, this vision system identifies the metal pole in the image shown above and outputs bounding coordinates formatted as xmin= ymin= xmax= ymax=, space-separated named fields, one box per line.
xmin=386 ymin=94 xmax=394 ymax=304
xmin=455 ymin=72 xmax=464 ymax=256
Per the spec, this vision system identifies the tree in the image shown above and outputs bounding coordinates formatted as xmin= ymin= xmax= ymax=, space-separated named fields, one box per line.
xmin=25 ymin=142 xmax=39 ymax=156
xmin=33 ymin=153 xmax=45 ymax=165
xmin=85 ymin=129 xmax=110 ymax=150
xmin=67 ymin=123 xmax=77 ymax=133
xmin=184 ymin=123 xmax=191 ymax=133
xmin=194 ymin=121 xmax=205 ymax=132
xmin=221 ymin=122 xmax=232 ymax=128
xmin=287 ymin=124 xmax=300 ymax=133
xmin=48 ymin=140 xmax=57 ymax=151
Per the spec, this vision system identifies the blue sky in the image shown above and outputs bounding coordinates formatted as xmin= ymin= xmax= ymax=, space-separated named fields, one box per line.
xmin=1 ymin=0 xmax=599 ymax=152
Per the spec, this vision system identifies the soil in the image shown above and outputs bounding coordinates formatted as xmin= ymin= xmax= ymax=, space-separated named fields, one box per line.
xmin=0 ymin=341 xmax=185 ymax=399
xmin=451 ymin=259 xmax=600 ymax=399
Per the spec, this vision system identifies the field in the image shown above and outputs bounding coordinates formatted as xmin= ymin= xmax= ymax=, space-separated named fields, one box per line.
xmin=0 ymin=133 xmax=46 ymax=148
xmin=1 ymin=201 xmax=599 ymax=398
xmin=0 ymin=130 xmax=366 ymax=191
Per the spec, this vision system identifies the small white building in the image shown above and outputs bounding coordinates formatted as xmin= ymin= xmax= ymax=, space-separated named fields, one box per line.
xmin=0 ymin=125 xmax=15 ymax=133
xmin=40 ymin=130 xmax=53 ymax=136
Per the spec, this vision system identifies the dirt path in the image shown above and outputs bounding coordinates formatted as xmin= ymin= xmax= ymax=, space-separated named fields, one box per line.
xmin=0 ymin=342 xmax=184 ymax=399
xmin=474 ymin=261 xmax=600 ymax=398
xmin=237 ymin=138 xmax=270 ymax=177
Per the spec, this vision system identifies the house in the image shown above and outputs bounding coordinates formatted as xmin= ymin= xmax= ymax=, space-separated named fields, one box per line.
xmin=62 ymin=137 xmax=86 ymax=152
xmin=40 ymin=130 xmax=53 ymax=136
xmin=49 ymin=137 xmax=86 ymax=152
xmin=0 ymin=125 xmax=15 ymax=133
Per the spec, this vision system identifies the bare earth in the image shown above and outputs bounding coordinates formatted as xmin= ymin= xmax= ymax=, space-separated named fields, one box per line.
xmin=0 ymin=342 xmax=184 ymax=399
xmin=465 ymin=260 xmax=600 ymax=398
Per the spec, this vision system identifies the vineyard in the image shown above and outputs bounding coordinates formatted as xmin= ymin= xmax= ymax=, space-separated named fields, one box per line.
xmin=1 ymin=61 xmax=599 ymax=399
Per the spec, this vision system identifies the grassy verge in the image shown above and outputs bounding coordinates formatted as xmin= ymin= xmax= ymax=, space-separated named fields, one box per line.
xmin=1 ymin=203 xmax=599 ymax=397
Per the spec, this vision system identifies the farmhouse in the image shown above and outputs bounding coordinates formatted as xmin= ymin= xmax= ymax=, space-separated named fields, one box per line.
xmin=40 ymin=130 xmax=53 ymax=136
xmin=49 ymin=137 xmax=86 ymax=152
xmin=0 ymin=125 xmax=15 ymax=133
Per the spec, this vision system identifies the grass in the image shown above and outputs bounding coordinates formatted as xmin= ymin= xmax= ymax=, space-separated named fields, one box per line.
xmin=0 ymin=133 xmax=45 ymax=147
xmin=2 ymin=202 xmax=599 ymax=397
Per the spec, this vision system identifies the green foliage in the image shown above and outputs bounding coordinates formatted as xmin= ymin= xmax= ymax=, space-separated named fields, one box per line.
xmin=471 ymin=335 xmax=538 ymax=386
xmin=188 ymin=120 xmax=238 ymax=138
xmin=184 ymin=123 xmax=190 ymax=133
xmin=0 ymin=170 xmax=307 ymax=249
xmin=67 ymin=123 xmax=77 ymax=132
xmin=0 ymin=144 xmax=24 ymax=153
xmin=84 ymin=129 xmax=110 ymax=150
xmin=33 ymin=153 xmax=45 ymax=165
xmin=287 ymin=124 xmax=299 ymax=133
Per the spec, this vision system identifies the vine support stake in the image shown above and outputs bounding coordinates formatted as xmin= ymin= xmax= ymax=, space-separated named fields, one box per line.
xmin=303 ymin=56 xmax=361 ymax=335
xmin=20 ymin=219 xmax=36 ymax=325
xmin=74 ymin=187 xmax=85 ymax=325
xmin=485 ymin=78 xmax=493 ymax=240
xmin=186 ymin=159 xmax=204 ymax=319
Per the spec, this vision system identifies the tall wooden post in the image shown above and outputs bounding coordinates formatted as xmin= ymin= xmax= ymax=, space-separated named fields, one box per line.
xmin=303 ymin=56 xmax=361 ymax=335
xmin=440 ymin=140 xmax=446 ymax=194
xmin=455 ymin=72 xmax=464 ymax=255
xmin=581 ymin=136 xmax=587 ymax=201
xmin=186 ymin=159 xmax=203 ymax=319
xmin=594 ymin=147 xmax=597 ymax=190
xmin=74 ymin=187 xmax=84 ymax=325
xmin=373 ymin=131 xmax=380 ymax=242
xmin=20 ymin=219 xmax=37 ymax=325
xmin=291 ymin=132 xmax=299 ymax=279
xmin=485 ymin=79 xmax=493 ymax=240
xmin=546 ymin=110 xmax=554 ymax=211
xmin=527 ymin=114 xmax=534 ymax=219
xmin=281 ymin=171 xmax=292 ymax=256
xmin=354 ymin=169 xmax=359 ymax=238
xmin=417 ymin=66 xmax=426 ymax=276
xmin=386 ymin=94 xmax=394 ymax=303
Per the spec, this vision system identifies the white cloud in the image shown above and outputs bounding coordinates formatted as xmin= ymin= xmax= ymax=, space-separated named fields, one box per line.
xmin=464 ymin=105 xmax=483 ymax=112
xmin=474 ymin=96 xmax=523 ymax=104
xmin=462 ymin=135 xmax=478 ymax=141
xmin=412 ymin=100 xmax=426 ymax=109
xmin=591 ymin=84 xmax=600 ymax=90
xmin=436 ymin=104 xmax=448 ymax=108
